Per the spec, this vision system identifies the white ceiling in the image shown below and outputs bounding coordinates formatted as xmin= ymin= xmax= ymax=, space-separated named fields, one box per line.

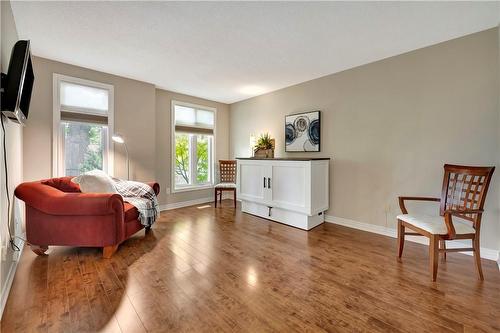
xmin=10 ymin=1 xmax=500 ymax=104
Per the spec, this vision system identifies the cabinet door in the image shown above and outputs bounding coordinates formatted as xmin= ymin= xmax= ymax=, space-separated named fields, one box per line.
xmin=269 ymin=162 xmax=309 ymax=213
xmin=238 ymin=161 xmax=268 ymax=203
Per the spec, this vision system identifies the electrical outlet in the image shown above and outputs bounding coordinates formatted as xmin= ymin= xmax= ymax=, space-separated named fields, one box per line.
xmin=166 ymin=187 xmax=171 ymax=195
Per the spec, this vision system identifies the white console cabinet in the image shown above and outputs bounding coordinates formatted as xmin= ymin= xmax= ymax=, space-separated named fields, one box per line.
xmin=237 ymin=158 xmax=330 ymax=230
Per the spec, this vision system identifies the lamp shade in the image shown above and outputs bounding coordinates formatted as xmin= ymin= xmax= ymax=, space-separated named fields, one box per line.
xmin=112 ymin=134 xmax=124 ymax=143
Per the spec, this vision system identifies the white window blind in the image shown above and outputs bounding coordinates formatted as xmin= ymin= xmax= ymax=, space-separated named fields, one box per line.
xmin=174 ymin=104 xmax=214 ymax=135
xmin=60 ymin=81 xmax=109 ymax=114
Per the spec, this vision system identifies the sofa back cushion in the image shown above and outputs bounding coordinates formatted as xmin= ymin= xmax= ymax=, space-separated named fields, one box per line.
xmin=72 ymin=170 xmax=118 ymax=194
xmin=42 ymin=177 xmax=81 ymax=193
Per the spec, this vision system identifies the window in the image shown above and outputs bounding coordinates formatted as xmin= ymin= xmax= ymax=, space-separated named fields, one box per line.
xmin=172 ymin=101 xmax=215 ymax=192
xmin=53 ymin=74 xmax=114 ymax=177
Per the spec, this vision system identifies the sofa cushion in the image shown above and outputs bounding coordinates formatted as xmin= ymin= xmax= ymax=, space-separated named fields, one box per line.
xmin=124 ymin=202 xmax=139 ymax=222
xmin=42 ymin=176 xmax=81 ymax=193
xmin=72 ymin=170 xmax=117 ymax=194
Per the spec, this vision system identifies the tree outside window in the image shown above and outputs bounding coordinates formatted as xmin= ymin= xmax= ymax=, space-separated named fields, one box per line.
xmin=175 ymin=133 xmax=211 ymax=187
xmin=63 ymin=122 xmax=105 ymax=176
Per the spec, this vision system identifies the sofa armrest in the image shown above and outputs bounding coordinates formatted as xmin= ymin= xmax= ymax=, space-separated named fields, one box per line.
xmin=146 ymin=182 xmax=160 ymax=196
xmin=15 ymin=181 xmax=124 ymax=216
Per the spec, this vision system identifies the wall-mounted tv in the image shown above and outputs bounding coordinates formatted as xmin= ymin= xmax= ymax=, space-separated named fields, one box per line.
xmin=1 ymin=40 xmax=35 ymax=125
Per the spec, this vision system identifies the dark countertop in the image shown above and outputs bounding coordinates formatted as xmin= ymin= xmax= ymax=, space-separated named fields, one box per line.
xmin=236 ymin=157 xmax=330 ymax=161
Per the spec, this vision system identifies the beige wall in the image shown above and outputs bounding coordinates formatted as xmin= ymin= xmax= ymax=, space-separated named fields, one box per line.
xmin=155 ymin=89 xmax=230 ymax=206
xmin=1 ymin=0 xmax=24 ymax=314
xmin=229 ymin=28 xmax=500 ymax=251
xmin=25 ymin=57 xmax=157 ymax=182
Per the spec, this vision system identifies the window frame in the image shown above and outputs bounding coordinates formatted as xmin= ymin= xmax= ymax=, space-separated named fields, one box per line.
xmin=52 ymin=74 xmax=114 ymax=177
xmin=171 ymin=100 xmax=216 ymax=193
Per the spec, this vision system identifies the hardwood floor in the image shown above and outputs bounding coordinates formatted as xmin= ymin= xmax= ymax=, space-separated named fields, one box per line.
xmin=2 ymin=200 xmax=500 ymax=332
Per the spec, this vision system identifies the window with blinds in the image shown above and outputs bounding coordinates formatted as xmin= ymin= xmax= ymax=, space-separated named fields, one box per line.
xmin=172 ymin=101 xmax=215 ymax=191
xmin=53 ymin=74 xmax=113 ymax=177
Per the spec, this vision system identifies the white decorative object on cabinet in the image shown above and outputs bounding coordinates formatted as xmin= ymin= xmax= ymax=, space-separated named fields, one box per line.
xmin=237 ymin=158 xmax=330 ymax=230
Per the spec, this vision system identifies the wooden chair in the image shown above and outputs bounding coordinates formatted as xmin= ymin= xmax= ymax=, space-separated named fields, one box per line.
xmin=214 ymin=160 xmax=237 ymax=208
xmin=397 ymin=164 xmax=494 ymax=281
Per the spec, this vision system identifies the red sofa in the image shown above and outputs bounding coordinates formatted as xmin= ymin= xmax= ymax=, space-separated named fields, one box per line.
xmin=15 ymin=176 xmax=160 ymax=258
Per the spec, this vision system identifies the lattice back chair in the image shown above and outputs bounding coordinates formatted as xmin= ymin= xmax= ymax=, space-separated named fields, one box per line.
xmin=397 ymin=164 xmax=494 ymax=281
xmin=220 ymin=160 xmax=237 ymax=183
xmin=214 ymin=160 xmax=237 ymax=208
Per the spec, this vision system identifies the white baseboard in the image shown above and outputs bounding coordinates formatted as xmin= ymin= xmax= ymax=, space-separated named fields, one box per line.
xmin=325 ymin=215 xmax=500 ymax=264
xmin=160 ymin=197 xmax=213 ymax=211
xmin=0 ymin=236 xmax=25 ymax=319
xmin=159 ymin=193 xmax=237 ymax=211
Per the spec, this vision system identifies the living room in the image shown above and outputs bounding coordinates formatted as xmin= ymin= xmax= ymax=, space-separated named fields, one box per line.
xmin=1 ymin=1 xmax=500 ymax=332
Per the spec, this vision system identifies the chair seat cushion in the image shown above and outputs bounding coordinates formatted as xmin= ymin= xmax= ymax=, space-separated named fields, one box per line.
xmin=215 ymin=182 xmax=236 ymax=188
xmin=397 ymin=214 xmax=475 ymax=235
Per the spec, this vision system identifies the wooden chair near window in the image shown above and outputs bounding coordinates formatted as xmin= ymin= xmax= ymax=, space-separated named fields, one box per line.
xmin=214 ymin=160 xmax=237 ymax=208
xmin=397 ymin=164 xmax=494 ymax=281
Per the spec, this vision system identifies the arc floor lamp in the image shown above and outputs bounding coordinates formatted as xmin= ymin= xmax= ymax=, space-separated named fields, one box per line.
xmin=112 ymin=133 xmax=129 ymax=180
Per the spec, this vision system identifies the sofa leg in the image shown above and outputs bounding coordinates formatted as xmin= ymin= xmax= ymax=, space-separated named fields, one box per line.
xmin=30 ymin=244 xmax=48 ymax=256
xmin=145 ymin=226 xmax=151 ymax=234
xmin=103 ymin=245 xmax=119 ymax=259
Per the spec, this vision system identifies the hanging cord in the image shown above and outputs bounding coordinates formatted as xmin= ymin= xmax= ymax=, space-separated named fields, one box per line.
xmin=1 ymin=114 xmax=20 ymax=251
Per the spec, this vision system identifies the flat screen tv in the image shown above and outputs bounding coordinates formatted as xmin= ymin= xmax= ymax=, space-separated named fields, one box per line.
xmin=1 ymin=40 xmax=35 ymax=124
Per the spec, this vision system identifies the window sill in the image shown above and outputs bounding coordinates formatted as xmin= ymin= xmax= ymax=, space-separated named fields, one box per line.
xmin=172 ymin=184 xmax=214 ymax=193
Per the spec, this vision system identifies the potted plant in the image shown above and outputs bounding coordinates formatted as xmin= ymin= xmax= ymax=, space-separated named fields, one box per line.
xmin=254 ymin=133 xmax=275 ymax=158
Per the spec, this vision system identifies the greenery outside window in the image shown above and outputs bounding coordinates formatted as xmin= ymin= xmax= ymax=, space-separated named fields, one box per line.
xmin=172 ymin=101 xmax=215 ymax=192
xmin=60 ymin=121 xmax=108 ymax=176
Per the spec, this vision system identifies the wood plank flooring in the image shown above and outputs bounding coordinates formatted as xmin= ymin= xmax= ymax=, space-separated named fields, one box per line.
xmin=1 ymin=200 xmax=500 ymax=332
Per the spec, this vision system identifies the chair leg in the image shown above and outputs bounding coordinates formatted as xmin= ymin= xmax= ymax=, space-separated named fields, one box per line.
xmin=214 ymin=189 xmax=218 ymax=208
xmin=440 ymin=240 xmax=447 ymax=261
xmin=103 ymin=245 xmax=118 ymax=259
xmin=219 ymin=191 xmax=222 ymax=203
xmin=429 ymin=235 xmax=439 ymax=282
xmin=473 ymin=236 xmax=484 ymax=280
xmin=233 ymin=189 xmax=237 ymax=208
xmin=397 ymin=220 xmax=405 ymax=258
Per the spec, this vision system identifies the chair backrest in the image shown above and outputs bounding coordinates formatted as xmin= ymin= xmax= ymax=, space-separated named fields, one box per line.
xmin=219 ymin=160 xmax=237 ymax=183
xmin=440 ymin=164 xmax=495 ymax=226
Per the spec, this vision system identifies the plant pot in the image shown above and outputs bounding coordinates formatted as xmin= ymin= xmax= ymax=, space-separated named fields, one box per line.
xmin=254 ymin=148 xmax=274 ymax=158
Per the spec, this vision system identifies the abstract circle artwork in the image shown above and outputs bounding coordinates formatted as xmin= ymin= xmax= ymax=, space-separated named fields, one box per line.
xmin=285 ymin=111 xmax=320 ymax=152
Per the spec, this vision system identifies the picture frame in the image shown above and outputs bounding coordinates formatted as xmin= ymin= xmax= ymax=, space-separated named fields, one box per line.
xmin=285 ymin=110 xmax=321 ymax=152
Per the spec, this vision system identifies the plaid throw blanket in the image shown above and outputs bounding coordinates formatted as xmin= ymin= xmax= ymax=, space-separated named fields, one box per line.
xmin=113 ymin=179 xmax=159 ymax=227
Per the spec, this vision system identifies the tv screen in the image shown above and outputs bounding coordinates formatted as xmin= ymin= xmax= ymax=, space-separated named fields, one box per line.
xmin=1 ymin=40 xmax=35 ymax=124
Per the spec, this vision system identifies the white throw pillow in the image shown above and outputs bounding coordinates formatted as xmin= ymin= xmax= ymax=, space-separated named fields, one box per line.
xmin=72 ymin=170 xmax=117 ymax=193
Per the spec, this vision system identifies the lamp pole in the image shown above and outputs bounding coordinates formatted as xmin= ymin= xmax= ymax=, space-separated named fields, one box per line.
xmin=123 ymin=142 xmax=129 ymax=180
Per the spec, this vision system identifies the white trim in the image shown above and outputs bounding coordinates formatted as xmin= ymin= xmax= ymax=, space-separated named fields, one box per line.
xmin=0 ymin=236 xmax=25 ymax=318
xmin=171 ymin=100 xmax=216 ymax=193
xmin=159 ymin=193 xmax=237 ymax=211
xmin=160 ymin=197 xmax=213 ymax=211
xmin=324 ymin=215 xmax=500 ymax=262
xmin=52 ymin=74 xmax=114 ymax=177
xmin=172 ymin=184 xmax=214 ymax=193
